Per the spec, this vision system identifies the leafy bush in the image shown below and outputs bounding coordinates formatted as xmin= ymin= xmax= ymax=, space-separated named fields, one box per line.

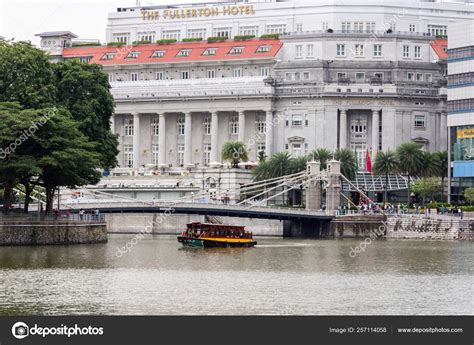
xmin=182 ymin=37 xmax=203 ymax=42
xmin=426 ymin=202 xmax=452 ymax=209
xmin=461 ymin=206 xmax=474 ymax=212
xmin=72 ymin=42 xmax=101 ymax=47
xmin=107 ymin=42 xmax=124 ymax=46
xmin=259 ymin=34 xmax=280 ymax=39
xmin=234 ymin=35 xmax=255 ymax=41
xmin=156 ymin=39 xmax=177 ymax=45
xmin=132 ymin=40 xmax=151 ymax=45
xmin=207 ymin=36 xmax=228 ymax=43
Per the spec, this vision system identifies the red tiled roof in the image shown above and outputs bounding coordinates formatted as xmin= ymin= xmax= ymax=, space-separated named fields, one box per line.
xmin=63 ymin=39 xmax=282 ymax=65
xmin=431 ymin=38 xmax=447 ymax=60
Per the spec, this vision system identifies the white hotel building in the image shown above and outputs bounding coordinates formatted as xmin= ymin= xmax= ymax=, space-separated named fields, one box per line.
xmin=37 ymin=0 xmax=473 ymax=175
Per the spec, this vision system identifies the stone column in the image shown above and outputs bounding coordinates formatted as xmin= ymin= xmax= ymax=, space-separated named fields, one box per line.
xmin=339 ymin=109 xmax=347 ymax=149
xmin=209 ymin=111 xmax=221 ymax=168
xmin=306 ymin=161 xmax=322 ymax=211
xmin=265 ymin=110 xmax=273 ymax=159
xmin=326 ymin=160 xmax=341 ymax=215
xmin=184 ymin=112 xmax=193 ymax=167
xmin=110 ymin=114 xmax=115 ymax=135
xmin=158 ymin=113 xmax=167 ymax=167
xmin=372 ymin=109 xmax=380 ymax=155
xmin=238 ymin=111 xmax=246 ymax=142
xmin=132 ymin=112 xmax=140 ymax=169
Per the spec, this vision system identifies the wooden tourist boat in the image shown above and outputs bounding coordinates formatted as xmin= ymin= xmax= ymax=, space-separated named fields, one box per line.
xmin=178 ymin=222 xmax=257 ymax=248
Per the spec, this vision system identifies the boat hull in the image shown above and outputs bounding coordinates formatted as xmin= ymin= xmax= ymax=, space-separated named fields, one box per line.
xmin=177 ymin=236 xmax=257 ymax=248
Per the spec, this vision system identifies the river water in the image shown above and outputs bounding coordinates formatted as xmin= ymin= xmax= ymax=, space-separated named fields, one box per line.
xmin=0 ymin=235 xmax=472 ymax=315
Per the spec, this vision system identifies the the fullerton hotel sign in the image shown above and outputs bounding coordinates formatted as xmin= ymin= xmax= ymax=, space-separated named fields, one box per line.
xmin=141 ymin=5 xmax=256 ymax=20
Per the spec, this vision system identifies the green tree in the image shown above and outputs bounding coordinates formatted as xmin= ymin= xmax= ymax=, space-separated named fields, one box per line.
xmin=288 ymin=155 xmax=308 ymax=175
xmin=0 ymin=40 xmax=56 ymax=109
xmin=464 ymin=187 xmax=474 ymax=204
xmin=411 ymin=177 xmax=443 ymax=206
xmin=373 ymin=150 xmax=399 ymax=204
xmin=267 ymin=152 xmax=292 ymax=178
xmin=221 ymin=141 xmax=248 ymax=168
xmin=433 ymin=151 xmax=449 ymax=201
xmin=420 ymin=151 xmax=440 ymax=177
xmin=308 ymin=148 xmax=332 ymax=169
xmin=53 ymin=59 xmax=118 ymax=169
xmin=334 ymin=148 xmax=357 ymax=180
xmin=396 ymin=142 xmax=424 ymax=206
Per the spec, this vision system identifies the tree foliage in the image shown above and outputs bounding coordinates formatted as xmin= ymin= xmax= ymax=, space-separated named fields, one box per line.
xmin=221 ymin=141 xmax=248 ymax=168
xmin=464 ymin=187 xmax=474 ymax=203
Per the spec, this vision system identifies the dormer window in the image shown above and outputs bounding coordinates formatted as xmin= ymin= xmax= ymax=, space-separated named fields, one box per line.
xmin=151 ymin=50 xmax=166 ymax=58
xmin=101 ymin=53 xmax=116 ymax=61
xmin=256 ymin=45 xmax=271 ymax=53
xmin=176 ymin=49 xmax=191 ymax=57
xmin=202 ymin=48 xmax=217 ymax=56
xmin=126 ymin=51 xmax=140 ymax=59
xmin=228 ymin=46 xmax=244 ymax=55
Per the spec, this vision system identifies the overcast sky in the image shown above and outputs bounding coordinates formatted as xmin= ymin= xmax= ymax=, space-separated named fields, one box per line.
xmin=0 ymin=0 xmax=203 ymax=46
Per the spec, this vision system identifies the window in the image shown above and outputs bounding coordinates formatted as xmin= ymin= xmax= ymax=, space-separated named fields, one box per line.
xmin=354 ymin=22 xmax=364 ymax=33
xmin=294 ymin=72 xmax=301 ymax=81
xmin=152 ymin=116 xmax=159 ymax=136
xmin=350 ymin=116 xmax=368 ymax=140
xmin=296 ymin=45 xmax=303 ymax=58
xmin=176 ymin=49 xmax=191 ymax=57
xmin=124 ymin=119 xmax=134 ymax=136
xmin=409 ymin=24 xmax=416 ymax=32
xmin=123 ymin=145 xmax=134 ymax=167
xmin=213 ymin=27 xmax=232 ymax=38
xmin=256 ymin=116 xmax=266 ymax=134
xmin=428 ymin=24 xmax=447 ymax=36
xmin=296 ymin=23 xmax=303 ymax=32
xmin=152 ymin=144 xmax=159 ymax=165
xmin=260 ymin=67 xmax=270 ymax=77
xmin=365 ymin=22 xmax=375 ymax=33
xmin=257 ymin=143 xmax=266 ymax=156
xmin=233 ymin=68 xmax=243 ymax=78
xmin=230 ymin=116 xmax=239 ymax=135
xmin=239 ymin=25 xmax=259 ymax=36
xmin=416 ymin=73 xmax=423 ymax=82
xmin=229 ymin=46 xmax=244 ymax=55
xmin=151 ymin=50 xmax=165 ymax=58
xmin=407 ymin=72 xmax=414 ymax=81
xmin=265 ymin=24 xmax=286 ymax=34
xmin=203 ymin=144 xmax=211 ymax=166
xmin=354 ymin=44 xmax=364 ymax=57
xmin=186 ymin=28 xmax=206 ymax=39
xmin=162 ymin=30 xmax=180 ymax=40
xmin=374 ymin=72 xmax=383 ymax=81
xmin=156 ymin=71 xmax=165 ymax=80
xmin=414 ymin=46 xmax=421 ymax=59
xmin=177 ymin=117 xmax=185 ymax=135
xmin=414 ymin=115 xmax=425 ymax=128
xmin=113 ymin=33 xmax=130 ymax=44
xmin=355 ymin=72 xmax=365 ymax=83
xmin=285 ymin=73 xmax=292 ymax=81
xmin=373 ymin=44 xmax=382 ymax=57
xmin=426 ymin=73 xmax=433 ymax=82
xmin=138 ymin=31 xmax=155 ymax=42
xmin=305 ymin=114 xmax=309 ymax=126
xmin=291 ymin=114 xmax=303 ymax=126
xmin=256 ymin=45 xmax=271 ymax=53
xmin=303 ymin=72 xmax=310 ymax=80
xmin=126 ymin=51 xmax=140 ymax=59
xmin=79 ymin=56 xmax=92 ymax=63
xmin=322 ymin=22 xmax=328 ymax=31
xmin=108 ymin=73 xmax=114 ymax=83
xmin=336 ymin=44 xmax=346 ymax=57
xmin=291 ymin=143 xmax=303 ymax=157
xmin=207 ymin=69 xmax=216 ymax=78
xmin=402 ymin=45 xmax=410 ymax=58
xmin=307 ymin=44 xmax=314 ymax=58
xmin=203 ymin=117 xmax=211 ymax=135
xmin=181 ymin=70 xmax=190 ymax=79
xmin=341 ymin=22 xmax=351 ymax=33
xmin=202 ymin=48 xmax=217 ymax=56
xmin=337 ymin=72 xmax=347 ymax=79
xmin=131 ymin=73 xmax=139 ymax=81
xmin=177 ymin=144 xmax=185 ymax=166
xmin=101 ymin=53 xmax=116 ymax=61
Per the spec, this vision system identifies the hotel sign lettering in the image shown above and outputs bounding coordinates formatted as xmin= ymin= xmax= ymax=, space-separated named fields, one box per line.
xmin=457 ymin=128 xmax=474 ymax=139
xmin=141 ymin=5 xmax=256 ymax=20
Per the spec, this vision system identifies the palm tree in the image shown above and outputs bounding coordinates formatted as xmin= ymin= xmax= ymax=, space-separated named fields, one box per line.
xmin=267 ymin=152 xmax=292 ymax=178
xmin=433 ymin=151 xmax=448 ymax=201
xmin=221 ymin=141 xmax=248 ymax=168
xmin=396 ymin=142 xmax=424 ymax=206
xmin=373 ymin=150 xmax=399 ymax=204
xmin=252 ymin=160 xmax=271 ymax=181
xmin=288 ymin=155 xmax=308 ymax=175
xmin=333 ymin=148 xmax=357 ymax=180
xmin=420 ymin=151 xmax=439 ymax=177
xmin=308 ymin=148 xmax=331 ymax=169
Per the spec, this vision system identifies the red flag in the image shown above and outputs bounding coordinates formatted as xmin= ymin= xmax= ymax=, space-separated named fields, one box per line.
xmin=366 ymin=149 xmax=372 ymax=173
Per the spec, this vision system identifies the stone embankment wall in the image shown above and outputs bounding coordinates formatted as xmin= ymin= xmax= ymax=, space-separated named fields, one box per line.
xmin=0 ymin=222 xmax=108 ymax=245
xmin=385 ymin=216 xmax=473 ymax=240
xmin=105 ymin=213 xmax=284 ymax=236
xmin=330 ymin=215 xmax=386 ymax=238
